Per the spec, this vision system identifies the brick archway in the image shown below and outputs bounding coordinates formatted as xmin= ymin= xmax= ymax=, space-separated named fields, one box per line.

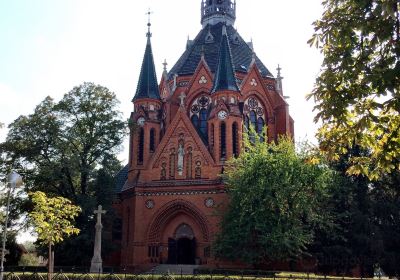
xmin=147 ymin=199 xmax=210 ymax=243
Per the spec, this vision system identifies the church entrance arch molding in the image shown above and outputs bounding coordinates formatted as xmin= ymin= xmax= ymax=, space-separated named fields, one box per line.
xmin=147 ymin=199 xmax=210 ymax=243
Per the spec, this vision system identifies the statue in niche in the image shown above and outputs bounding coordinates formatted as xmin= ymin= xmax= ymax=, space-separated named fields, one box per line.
xmin=161 ymin=162 xmax=167 ymax=180
xmin=169 ymin=148 xmax=176 ymax=179
xmin=177 ymin=140 xmax=185 ymax=176
xmin=186 ymin=147 xmax=193 ymax=179
xmin=195 ymin=161 xmax=202 ymax=179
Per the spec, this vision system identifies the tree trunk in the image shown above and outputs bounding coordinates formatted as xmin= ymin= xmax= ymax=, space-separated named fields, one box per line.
xmin=48 ymin=243 xmax=53 ymax=280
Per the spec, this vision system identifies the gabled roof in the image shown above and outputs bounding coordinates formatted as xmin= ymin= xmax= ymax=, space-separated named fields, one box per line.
xmin=150 ymin=107 xmax=215 ymax=168
xmin=212 ymin=25 xmax=239 ymax=93
xmin=114 ymin=165 xmax=129 ymax=193
xmin=133 ymin=36 xmax=161 ymax=101
xmin=168 ymin=23 xmax=273 ymax=79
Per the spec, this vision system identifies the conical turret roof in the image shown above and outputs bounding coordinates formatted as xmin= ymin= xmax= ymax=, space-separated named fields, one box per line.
xmin=133 ymin=30 xmax=160 ymax=101
xmin=212 ymin=25 xmax=239 ymax=93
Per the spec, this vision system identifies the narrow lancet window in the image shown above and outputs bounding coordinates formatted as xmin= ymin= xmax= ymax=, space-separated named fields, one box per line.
xmin=232 ymin=122 xmax=239 ymax=157
xmin=220 ymin=122 xmax=226 ymax=159
xmin=150 ymin=128 xmax=156 ymax=153
xmin=138 ymin=128 xmax=145 ymax=165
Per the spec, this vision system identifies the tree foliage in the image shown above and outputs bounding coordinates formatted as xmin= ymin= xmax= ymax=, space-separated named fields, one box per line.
xmin=29 ymin=191 xmax=81 ymax=277
xmin=1 ymin=82 xmax=126 ymax=198
xmin=214 ymin=133 xmax=333 ymax=265
xmin=29 ymin=191 xmax=81 ymax=246
xmin=311 ymin=147 xmax=400 ymax=276
xmin=0 ymin=82 xmax=126 ymax=265
xmin=308 ymin=0 xmax=400 ymax=179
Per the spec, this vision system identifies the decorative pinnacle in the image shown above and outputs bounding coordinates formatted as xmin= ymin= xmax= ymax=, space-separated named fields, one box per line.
xmin=146 ymin=8 xmax=153 ymax=40
xmin=277 ymin=64 xmax=283 ymax=79
xmin=162 ymin=59 xmax=168 ymax=72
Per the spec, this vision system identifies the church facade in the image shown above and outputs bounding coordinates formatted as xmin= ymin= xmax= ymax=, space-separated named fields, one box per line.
xmin=113 ymin=0 xmax=294 ymax=271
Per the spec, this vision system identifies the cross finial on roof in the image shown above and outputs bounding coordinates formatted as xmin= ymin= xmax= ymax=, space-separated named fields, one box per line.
xmin=277 ymin=64 xmax=282 ymax=78
xmin=200 ymin=45 xmax=205 ymax=59
xmin=146 ymin=8 xmax=153 ymax=39
xmin=162 ymin=59 xmax=168 ymax=72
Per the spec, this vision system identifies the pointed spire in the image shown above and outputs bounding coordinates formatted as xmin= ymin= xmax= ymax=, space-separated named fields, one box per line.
xmin=212 ymin=24 xmax=239 ymax=93
xmin=133 ymin=10 xmax=160 ymax=101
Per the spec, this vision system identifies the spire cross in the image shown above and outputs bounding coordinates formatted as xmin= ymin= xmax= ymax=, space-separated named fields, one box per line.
xmin=162 ymin=59 xmax=168 ymax=72
xmin=277 ymin=64 xmax=283 ymax=78
xmin=146 ymin=8 xmax=153 ymax=38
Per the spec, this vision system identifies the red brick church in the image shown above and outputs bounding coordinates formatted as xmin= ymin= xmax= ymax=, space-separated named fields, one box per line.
xmin=113 ymin=0 xmax=294 ymax=271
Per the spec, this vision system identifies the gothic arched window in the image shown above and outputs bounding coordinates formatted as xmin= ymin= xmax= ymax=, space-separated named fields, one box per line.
xmin=250 ymin=111 xmax=257 ymax=130
xmin=220 ymin=122 xmax=226 ymax=159
xmin=232 ymin=122 xmax=239 ymax=158
xmin=138 ymin=128 xmax=144 ymax=165
xmin=199 ymin=108 xmax=208 ymax=137
xmin=257 ymin=117 xmax=265 ymax=142
xmin=190 ymin=95 xmax=210 ymax=142
xmin=244 ymin=115 xmax=250 ymax=131
xmin=245 ymin=96 xmax=266 ymax=141
xmin=150 ymin=128 xmax=155 ymax=153
xmin=191 ymin=115 xmax=199 ymax=128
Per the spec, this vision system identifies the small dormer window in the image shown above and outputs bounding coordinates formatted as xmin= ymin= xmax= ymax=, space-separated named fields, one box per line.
xmin=232 ymin=34 xmax=241 ymax=45
xmin=205 ymin=31 xmax=214 ymax=44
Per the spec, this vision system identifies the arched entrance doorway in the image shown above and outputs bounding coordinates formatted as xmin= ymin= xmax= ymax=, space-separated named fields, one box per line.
xmin=167 ymin=223 xmax=196 ymax=264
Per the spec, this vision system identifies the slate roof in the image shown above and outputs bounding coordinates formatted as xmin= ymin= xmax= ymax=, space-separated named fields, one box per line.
xmin=168 ymin=22 xmax=273 ymax=80
xmin=115 ymin=165 xmax=129 ymax=193
xmin=133 ymin=37 xmax=161 ymax=101
xmin=212 ymin=25 xmax=240 ymax=93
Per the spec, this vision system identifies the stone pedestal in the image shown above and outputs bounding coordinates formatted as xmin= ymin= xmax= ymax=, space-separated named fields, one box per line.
xmin=90 ymin=205 xmax=106 ymax=273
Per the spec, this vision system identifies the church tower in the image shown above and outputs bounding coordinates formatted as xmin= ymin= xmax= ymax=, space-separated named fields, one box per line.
xmin=201 ymin=0 xmax=236 ymax=27
xmin=129 ymin=20 xmax=162 ymax=172
xmin=113 ymin=0 xmax=294 ymax=271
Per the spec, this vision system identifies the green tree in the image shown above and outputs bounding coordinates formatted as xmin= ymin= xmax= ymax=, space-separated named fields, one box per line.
xmin=214 ymin=134 xmax=333 ymax=266
xmin=0 ymin=82 xmax=126 ymax=264
xmin=1 ymin=82 xmax=126 ymax=198
xmin=308 ymin=0 xmax=400 ymax=180
xmin=29 ymin=191 xmax=81 ymax=280
xmin=18 ymin=253 xmax=40 ymax=266
xmin=310 ymin=148 xmax=377 ymax=276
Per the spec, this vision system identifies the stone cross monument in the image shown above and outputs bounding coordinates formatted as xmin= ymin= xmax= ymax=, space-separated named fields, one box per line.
xmin=90 ymin=205 xmax=106 ymax=273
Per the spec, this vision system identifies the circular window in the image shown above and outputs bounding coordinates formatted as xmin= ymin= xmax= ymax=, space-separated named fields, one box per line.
xmin=145 ymin=199 xmax=155 ymax=209
xmin=205 ymin=198 xmax=215 ymax=208
xmin=248 ymin=97 xmax=258 ymax=109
